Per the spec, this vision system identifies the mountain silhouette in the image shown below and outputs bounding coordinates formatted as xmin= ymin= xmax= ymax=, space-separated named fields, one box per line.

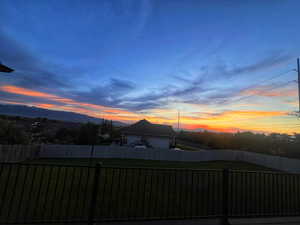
xmin=0 ymin=104 xmax=126 ymax=126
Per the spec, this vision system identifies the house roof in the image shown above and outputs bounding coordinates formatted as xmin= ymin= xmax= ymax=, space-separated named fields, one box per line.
xmin=0 ymin=63 xmax=14 ymax=73
xmin=121 ymin=119 xmax=175 ymax=138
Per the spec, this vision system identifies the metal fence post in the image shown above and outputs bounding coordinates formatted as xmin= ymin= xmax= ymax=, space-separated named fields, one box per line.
xmin=88 ymin=162 xmax=102 ymax=225
xmin=222 ymin=168 xmax=230 ymax=225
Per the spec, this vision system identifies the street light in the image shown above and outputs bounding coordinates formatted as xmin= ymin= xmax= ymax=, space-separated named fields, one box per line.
xmin=0 ymin=62 xmax=14 ymax=73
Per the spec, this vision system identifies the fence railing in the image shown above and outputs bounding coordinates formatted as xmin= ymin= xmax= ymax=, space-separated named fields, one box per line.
xmin=0 ymin=163 xmax=299 ymax=224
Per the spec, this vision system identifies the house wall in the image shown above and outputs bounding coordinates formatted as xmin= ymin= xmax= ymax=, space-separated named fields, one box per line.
xmin=126 ymin=135 xmax=170 ymax=149
xmin=147 ymin=137 xmax=170 ymax=149
xmin=127 ymin=135 xmax=141 ymax=145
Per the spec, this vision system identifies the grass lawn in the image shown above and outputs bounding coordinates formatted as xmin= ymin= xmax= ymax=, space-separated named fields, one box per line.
xmin=24 ymin=158 xmax=275 ymax=171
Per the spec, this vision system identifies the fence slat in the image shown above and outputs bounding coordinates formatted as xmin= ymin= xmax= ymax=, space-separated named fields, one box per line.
xmin=1 ymin=163 xmax=300 ymax=224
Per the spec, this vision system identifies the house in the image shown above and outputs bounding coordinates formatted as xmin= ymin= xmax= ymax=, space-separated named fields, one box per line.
xmin=121 ymin=119 xmax=175 ymax=149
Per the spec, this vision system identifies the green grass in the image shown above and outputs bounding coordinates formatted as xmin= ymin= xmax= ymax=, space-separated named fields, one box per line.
xmin=176 ymin=143 xmax=202 ymax=151
xmin=25 ymin=158 xmax=274 ymax=171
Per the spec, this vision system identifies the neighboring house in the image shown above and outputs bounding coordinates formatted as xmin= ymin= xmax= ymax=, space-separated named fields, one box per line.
xmin=121 ymin=119 xmax=175 ymax=149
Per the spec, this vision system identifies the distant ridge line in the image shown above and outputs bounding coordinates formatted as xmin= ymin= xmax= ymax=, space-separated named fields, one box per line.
xmin=0 ymin=104 xmax=126 ymax=126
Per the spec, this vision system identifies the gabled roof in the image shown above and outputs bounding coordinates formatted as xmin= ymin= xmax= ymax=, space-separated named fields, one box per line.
xmin=121 ymin=119 xmax=175 ymax=138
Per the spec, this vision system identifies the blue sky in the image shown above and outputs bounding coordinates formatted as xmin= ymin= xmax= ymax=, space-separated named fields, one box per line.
xmin=0 ymin=0 xmax=299 ymax=133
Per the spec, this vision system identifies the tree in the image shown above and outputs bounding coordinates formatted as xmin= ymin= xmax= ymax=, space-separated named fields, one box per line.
xmin=54 ymin=127 xmax=79 ymax=144
xmin=176 ymin=130 xmax=300 ymax=158
xmin=76 ymin=122 xmax=100 ymax=145
xmin=0 ymin=119 xmax=30 ymax=144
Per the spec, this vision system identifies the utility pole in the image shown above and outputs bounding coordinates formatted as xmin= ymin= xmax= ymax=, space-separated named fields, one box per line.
xmin=177 ymin=110 xmax=180 ymax=130
xmin=297 ymin=58 xmax=300 ymax=115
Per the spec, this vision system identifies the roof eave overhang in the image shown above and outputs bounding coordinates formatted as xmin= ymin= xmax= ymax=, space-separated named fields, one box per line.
xmin=0 ymin=64 xmax=14 ymax=73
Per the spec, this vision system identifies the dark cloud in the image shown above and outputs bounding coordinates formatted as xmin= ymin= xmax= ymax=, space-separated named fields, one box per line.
xmin=109 ymin=78 xmax=135 ymax=92
xmin=123 ymin=101 xmax=163 ymax=111
xmin=131 ymin=79 xmax=209 ymax=103
xmin=0 ymin=32 xmax=138 ymax=110
xmin=0 ymin=29 xmax=70 ymax=89
xmin=15 ymin=70 xmax=68 ymax=89
xmin=121 ymin=84 xmax=211 ymax=111
xmin=180 ymin=89 xmax=242 ymax=105
xmin=74 ymin=78 xmax=136 ymax=107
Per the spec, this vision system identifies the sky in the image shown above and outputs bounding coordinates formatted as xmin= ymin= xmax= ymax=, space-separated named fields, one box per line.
xmin=0 ymin=0 xmax=299 ymax=134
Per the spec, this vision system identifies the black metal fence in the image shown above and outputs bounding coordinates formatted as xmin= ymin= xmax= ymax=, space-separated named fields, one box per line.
xmin=0 ymin=162 xmax=299 ymax=224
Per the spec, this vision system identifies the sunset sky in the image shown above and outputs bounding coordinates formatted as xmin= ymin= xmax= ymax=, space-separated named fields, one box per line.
xmin=0 ymin=0 xmax=299 ymax=134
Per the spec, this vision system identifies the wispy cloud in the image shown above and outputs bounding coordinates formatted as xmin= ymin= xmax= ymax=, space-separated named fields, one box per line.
xmin=226 ymin=52 xmax=293 ymax=76
xmin=74 ymin=78 xmax=136 ymax=107
xmin=239 ymin=84 xmax=297 ymax=98
xmin=123 ymin=52 xmax=294 ymax=111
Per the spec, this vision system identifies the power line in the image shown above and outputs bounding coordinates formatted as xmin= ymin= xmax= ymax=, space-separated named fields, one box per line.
xmin=232 ymin=79 xmax=296 ymax=104
xmin=297 ymin=58 xmax=300 ymax=114
xmin=249 ymin=69 xmax=294 ymax=87
xmin=177 ymin=110 xmax=180 ymax=130
xmin=212 ymin=69 xmax=295 ymax=106
xmin=235 ymin=68 xmax=295 ymax=98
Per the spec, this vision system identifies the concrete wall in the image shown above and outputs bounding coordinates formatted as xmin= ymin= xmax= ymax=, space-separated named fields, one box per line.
xmin=0 ymin=145 xmax=40 ymax=162
xmin=39 ymin=144 xmax=300 ymax=173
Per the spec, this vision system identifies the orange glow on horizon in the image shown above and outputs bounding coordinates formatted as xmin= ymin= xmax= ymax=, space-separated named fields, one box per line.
xmin=36 ymin=103 xmax=56 ymax=108
xmin=0 ymin=85 xmax=138 ymax=117
xmin=0 ymin=85 xmax=298 ymax=134
xmin=183 ymin=124 xmax=242 ymax=133
xmin=178 ymin=110 xmax=288 ymax=124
